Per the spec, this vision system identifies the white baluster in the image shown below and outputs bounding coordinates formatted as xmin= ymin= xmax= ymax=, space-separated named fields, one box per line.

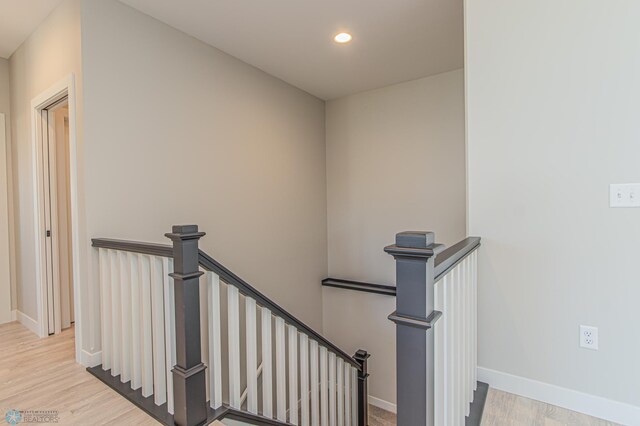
xmin=208 ymin=272 xmax=223 ymax=409
xmin=329 ymin=352 xmax=336 ymax=426
xmin=344 ymin=360 xmax=350 ymax=426
xmin=289 ymin=326 xmax=299 ymax=425
xmin=276 ymin=317 xmax=287 ymax=422
xmin=228 ymin=285 xmax=241 ymax=409
xmin=262 ymin=307 xmax=273 ymax=418
xmin=246 ymin=297 xmax=258 ymax=414
xmin=434 ymin=278 xmax=444 ymax=426
xmin=446 ymin=269 xmax=455 ymax=425
xmin=130 ymin=253 xmax=141 ymax=390
xmin=99 ymin=248 xmax=112 ymax=371
xmin=163 ymin=257 xmax=176 ymax=414
xmin=150 ymin=256 xmax=167 ymax=405
xmin=457 ymin=265 xmax=464 ymax=425
xmin=351 ymin=368 xmax=357 ymax=426
xmin=310 ymin=340 xmax=320 ymax=426
xmin=337 ymin=358 xmax=344 ymax=426
xmin=118 ymin=251 xmax=131 ymax=383
xmin=456 ymin=264 xmax=465 ymax=425
xmin=199 ymin=271 xmax=209 ymax=403
xmin=140 ymin=254 xmax=153 ymax=398
xmin=461 ymin=259 xmax=468 ymax=416
xmin=320 ymin=346 xmax=328 ymax=426
xmin=466 ymin=257 xmax=473 ymax=411
xmin=109 ymin=250 xmax=121 ymax=377
xmin=471 ymin=250 xmax=478 ymax=390
xmin=300 ymin=334 xmax=310 ymax=426
xmin=453 ymin=266 xmax=459 ymax=424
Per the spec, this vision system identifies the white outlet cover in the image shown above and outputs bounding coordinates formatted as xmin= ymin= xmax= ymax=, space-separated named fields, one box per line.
xmin=580 ymin=325 xmax=598 ymax=350
xmin=610 ymin=183 xmax=640 ymax=208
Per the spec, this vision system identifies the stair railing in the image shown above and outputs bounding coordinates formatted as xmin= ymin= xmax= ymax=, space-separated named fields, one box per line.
xmin=90 ymin=225 xmax=369 ymax=426
xmin=385 ymin=232 xmax=483 ymax=426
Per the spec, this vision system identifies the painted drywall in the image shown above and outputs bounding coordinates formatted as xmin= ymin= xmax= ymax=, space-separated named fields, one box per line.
xmin=0 ymin=113 xmax=10 ymax=323
xmin=466 ymin=0 xmax=640 ymax=412
xmin=80 ymin=0 xmax=327 ymax=346
xmin=9 ymin=0 xmax=84 ymax=333
xmin=0 ymin=58 xmax=15 ymax=315
xmin=323 ymin=70 xmax=467 ymax=405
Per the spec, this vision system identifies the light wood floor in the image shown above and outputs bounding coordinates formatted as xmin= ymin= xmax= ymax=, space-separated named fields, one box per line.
xmin=0 ymin=322 xmax=619 ymax=426
xmin=368 ymin=390 xmax=620 ymax=426
xmin=0 ymin=321 xmax=160 ymax=425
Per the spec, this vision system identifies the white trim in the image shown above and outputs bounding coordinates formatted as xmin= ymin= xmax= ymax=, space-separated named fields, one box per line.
xmin=30 ymin=75 xmax=84 ymax=365
xmin=368 ymin=395 xmax=397 ymax=414
xmin=478 ymin=367 xmax=640 ymax=426
xmin=17 ymin=311 xmax=40 ymax=335
xmin=81 ymin=350 xmax=102 ymax=368
xmin=11 ymin=310 xmax=17 ymax=321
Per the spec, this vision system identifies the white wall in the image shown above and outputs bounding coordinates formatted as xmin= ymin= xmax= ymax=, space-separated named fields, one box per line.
xmin=80 ymin=0 xmax=328 ymax=346
xmin=323 ymin=70 xmax=467 ymax=406
xmin=466 ymin=0 xmax=640 ymax=420
xmin=9 ymin=0 xmax=84 ymax=330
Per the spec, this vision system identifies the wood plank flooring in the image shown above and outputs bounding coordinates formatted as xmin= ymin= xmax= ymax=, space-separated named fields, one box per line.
xmin=0 ymin=321 xmax=160 ymax=425
xmin=0 ymin=321 xmax=621 ymax=426
xmin=368 ymin=389 xmax=620 ymax=426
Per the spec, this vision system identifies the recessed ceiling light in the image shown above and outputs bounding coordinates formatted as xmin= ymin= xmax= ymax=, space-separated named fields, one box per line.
xmin=334 ymin=32 xmax=352 ymax=44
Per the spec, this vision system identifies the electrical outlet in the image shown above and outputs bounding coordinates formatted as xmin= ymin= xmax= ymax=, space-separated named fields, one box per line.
xmin=610 ymin=183 xmax=640 ymax=207
xmin=580 ymin=325 xmax=598 ymax=350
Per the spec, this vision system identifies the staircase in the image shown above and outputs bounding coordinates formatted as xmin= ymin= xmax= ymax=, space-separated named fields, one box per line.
xmin=88 ymin=225 xmax=368 ymax=426
xmin=88 ymin=225 xmax=486 ymax=426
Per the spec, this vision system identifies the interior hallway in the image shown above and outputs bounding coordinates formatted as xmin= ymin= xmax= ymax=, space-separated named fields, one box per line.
xmin=0 ymin=321 xmax=618 ymax=426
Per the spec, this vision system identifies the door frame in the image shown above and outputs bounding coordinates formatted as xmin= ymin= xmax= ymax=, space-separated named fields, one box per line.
xmin=31 ymin=74 xmax=82 ymax=363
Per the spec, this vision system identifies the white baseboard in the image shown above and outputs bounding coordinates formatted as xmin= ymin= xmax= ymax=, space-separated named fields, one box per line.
xmin=478 ymin=367 xmax=640 ymax=426
xmin=81 ymin=349 xmax=102 ymax=368
xmin=11 ymin=310 xmax=17 ymax=321
xmin=17 ymin=310 xmax=40 ymax=335
xmin=369 ymin=395 xmax=397 ymax=414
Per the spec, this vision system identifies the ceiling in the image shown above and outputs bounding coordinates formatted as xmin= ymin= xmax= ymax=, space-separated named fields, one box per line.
xmin=120 ymin=0 xmax=463 ymax=100
xmin=0 ymin=0 xmax=64 ymax=59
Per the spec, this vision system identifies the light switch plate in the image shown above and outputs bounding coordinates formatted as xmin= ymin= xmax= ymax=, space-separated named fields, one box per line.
xmin=610 ymin=183 xmax=640 ymax=208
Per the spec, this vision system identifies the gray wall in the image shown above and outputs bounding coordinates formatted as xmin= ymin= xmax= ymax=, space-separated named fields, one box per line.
xmin=9 ymin=0 xmax=84 ymax=329
xmin=323 ymin=69 xmax=467 ymax=406
xmin=466 ymin=0 xmax=640 ymax=412
xmin=0 ymin=59 xmax=11 ymax=321
xmin=80 ymin=0 xmax=328 ymax=345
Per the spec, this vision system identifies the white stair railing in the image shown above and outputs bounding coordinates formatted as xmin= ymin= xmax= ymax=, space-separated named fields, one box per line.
xmin=92 ymin=226 xmax=368 ymax=426
xmin=97 ymin=247 xmax=176 ymax=410
xmin=434 ymin=249 xmax=478 ymax=425
xmin=386 ymin=232 xmax=481 ymax=426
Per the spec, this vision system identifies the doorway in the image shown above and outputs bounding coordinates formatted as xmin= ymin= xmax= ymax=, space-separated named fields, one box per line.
xmin=40 ymin=97 xmax=74 ymax=335
xmin=31 ymin=76 xmax=82 ymax=363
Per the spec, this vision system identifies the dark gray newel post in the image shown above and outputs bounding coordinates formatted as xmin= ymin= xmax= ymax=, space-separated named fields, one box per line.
xmin=385 ymin=232 xmax=443 ymax=426
xmin=354 ymin=349 xmax=371 ymax=426
xmin=166 ymin=225 xmax=208 ymax=426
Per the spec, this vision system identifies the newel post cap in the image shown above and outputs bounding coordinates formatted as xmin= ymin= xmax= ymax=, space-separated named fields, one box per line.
xmin=165 ymin=224 xmax=206 ymax=241
xmin=384 ymin=231 xmax=443 ymax=259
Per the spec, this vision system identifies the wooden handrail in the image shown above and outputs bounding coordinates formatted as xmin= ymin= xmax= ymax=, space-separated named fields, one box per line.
xmin=434 ymin=237 xmax=481 ymax=282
